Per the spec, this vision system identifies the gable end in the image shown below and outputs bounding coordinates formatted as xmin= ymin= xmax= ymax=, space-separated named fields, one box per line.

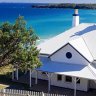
xmin=49 ymin=43 xmax=90 ymax=63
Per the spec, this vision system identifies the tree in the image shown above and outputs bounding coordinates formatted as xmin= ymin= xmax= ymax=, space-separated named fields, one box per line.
xmin=0 ymin=16 xmax=41 ymax=71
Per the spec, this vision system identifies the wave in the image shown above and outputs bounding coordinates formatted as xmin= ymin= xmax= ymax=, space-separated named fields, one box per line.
xmin=36 ymin=38 xmax=50 ymax=45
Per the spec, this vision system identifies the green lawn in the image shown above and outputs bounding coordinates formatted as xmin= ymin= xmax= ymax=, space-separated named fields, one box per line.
xmin=0 ymin=84 xmax=9 ymax=89
xmin=0 ymin=65 xmax=12 ymax=89
xmin=0 ymin=65 xmax=13 ymax=75
xmin=0 ymin=65 xmax=29 ymax=90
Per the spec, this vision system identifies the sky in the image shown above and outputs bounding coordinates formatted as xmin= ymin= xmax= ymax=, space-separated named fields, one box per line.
xmin=0 ymin=0 xmax=96 ymax=3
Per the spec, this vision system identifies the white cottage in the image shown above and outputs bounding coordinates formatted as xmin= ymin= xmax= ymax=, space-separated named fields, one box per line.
xmin=29 ymin=9 xmax=96 ymax=96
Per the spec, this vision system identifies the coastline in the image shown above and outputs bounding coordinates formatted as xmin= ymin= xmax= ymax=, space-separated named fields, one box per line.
xmin=32 ymin=3 xmax=96 ymax=9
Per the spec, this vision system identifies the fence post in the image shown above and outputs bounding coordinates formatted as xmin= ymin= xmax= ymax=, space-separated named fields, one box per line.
xmin=3 ymin=89 xmax=5 ymax=96
xmin=42 ymin=92 xmax=44 ymax=96
xmin=0 ymin=89 xmax=66 ymax=96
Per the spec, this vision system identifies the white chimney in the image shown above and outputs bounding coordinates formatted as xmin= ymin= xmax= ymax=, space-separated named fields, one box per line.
xmin=72 ymin=9 xmax=79 ymax=27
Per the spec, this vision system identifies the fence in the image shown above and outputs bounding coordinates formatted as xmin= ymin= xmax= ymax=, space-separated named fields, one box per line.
xmin=0 ymin=89 xmax=67 ymax=96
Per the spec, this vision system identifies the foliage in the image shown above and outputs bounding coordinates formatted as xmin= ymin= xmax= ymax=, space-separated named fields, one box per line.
xmin=0 ymin=16 xmax=41 ymax=71
xmin=0 ymin=65 xmax=13 ymax=75
xmin=32 ymin=3 xmax=96 ymax=9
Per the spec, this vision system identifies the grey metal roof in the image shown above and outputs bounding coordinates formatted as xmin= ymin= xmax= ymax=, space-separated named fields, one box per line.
xmin=37 ymin=57 xmax=96 ymax=80
xmin=38 ymin=23 xmax=96 ymax=61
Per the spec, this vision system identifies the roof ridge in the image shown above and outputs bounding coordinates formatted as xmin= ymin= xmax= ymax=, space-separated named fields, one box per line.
xmin=38 ymin=23 xmax=96 ymax=56
xmin=38 ymin=23 xmax=84 ymax=46
xmin=87 ymin=65 xmax=96 ymax=79
xmin=69 ymin=37 xmax=93 ymax=62
xmin=81 ymin=36 xmax=94 ymax=62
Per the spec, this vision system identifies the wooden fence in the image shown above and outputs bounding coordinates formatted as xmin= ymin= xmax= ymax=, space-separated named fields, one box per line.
xmin=0 ymin=89 xmax=67 ymax=96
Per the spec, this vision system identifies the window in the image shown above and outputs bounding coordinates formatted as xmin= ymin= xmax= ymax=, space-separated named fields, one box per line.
xmin=42 ymin=72 xmax=46 ymax=75
xmin=66 ymin=52 xmax=72 ymax=59
xmin=57 ymin=75 xmax=62 ymax=81
xmin=65 ymin=76 xmax=72 ymax=82
xmin=77 ymin=78 xmax=80 ymax=84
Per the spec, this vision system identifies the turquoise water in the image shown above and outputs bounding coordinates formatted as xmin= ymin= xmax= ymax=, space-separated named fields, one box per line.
xmin=0 ymin=3 xmax=96 ymax=40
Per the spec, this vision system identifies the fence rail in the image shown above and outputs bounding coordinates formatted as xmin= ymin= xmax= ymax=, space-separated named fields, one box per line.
xmin=0 ymin=89 xmax=66 ymax=96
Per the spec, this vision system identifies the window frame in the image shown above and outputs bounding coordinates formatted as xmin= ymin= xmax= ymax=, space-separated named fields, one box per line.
xmin=76 ymin=78 xmax=80 ymax=84
xmin=66 ymin=52 xmax=72 ymax=59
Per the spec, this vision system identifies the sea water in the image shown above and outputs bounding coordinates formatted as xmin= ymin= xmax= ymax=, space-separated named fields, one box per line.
xmin=0 ymin=3 xmax=96 ymax=41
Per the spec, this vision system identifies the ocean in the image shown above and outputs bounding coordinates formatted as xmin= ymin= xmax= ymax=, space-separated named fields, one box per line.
xmin=0 ymin=3 xmax=96 ymax=41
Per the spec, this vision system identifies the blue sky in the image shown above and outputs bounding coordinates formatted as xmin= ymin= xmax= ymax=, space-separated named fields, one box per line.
xmin=0 ymin=0 xmax=67 ymax=3
xmin=0 ymin=0 xmax=95 ymax=3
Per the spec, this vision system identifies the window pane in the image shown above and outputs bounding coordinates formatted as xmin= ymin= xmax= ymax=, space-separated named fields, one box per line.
xmin=65 ymin=76 xmax=72 ymax=82
xmin=57 ymin=75 xmax=62 ymax=81
xmin=42 ymin=72 xmax=46 ymax=75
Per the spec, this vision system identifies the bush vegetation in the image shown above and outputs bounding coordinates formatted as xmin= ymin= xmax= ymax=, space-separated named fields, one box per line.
xmin=32 ymin=3 xmax=96 ymax=9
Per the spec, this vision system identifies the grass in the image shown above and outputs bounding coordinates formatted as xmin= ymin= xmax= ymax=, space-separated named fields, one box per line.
xmin=0 ymin=65 xmax=12 ymax=89
xmin=0 ymin=84 xmax=9 ymax=89
xmin=0 ymin=65 xmax=29 ymax=90
xmin=0 ymin=65 xmax=13 ymax=75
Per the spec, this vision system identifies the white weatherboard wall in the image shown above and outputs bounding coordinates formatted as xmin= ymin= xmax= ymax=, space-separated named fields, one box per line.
xmin=50 ymin=44 xmax=89 ymax=65
xmin=31 ymin=72 xmax=89 ymax=91
xmin=51 ymin=74 xmax=89 ymax=91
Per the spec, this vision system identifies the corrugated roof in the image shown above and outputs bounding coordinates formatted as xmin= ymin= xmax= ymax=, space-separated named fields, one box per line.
xmin=82 ymin=30 xmax=96 ymax=60
xmin=38 ymin=23 xmax=96 ymax=61
xmin=69 ymin=37 xmax=93 ymax=62
xmin=37 ymin=57 xmax=96 ymax=80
